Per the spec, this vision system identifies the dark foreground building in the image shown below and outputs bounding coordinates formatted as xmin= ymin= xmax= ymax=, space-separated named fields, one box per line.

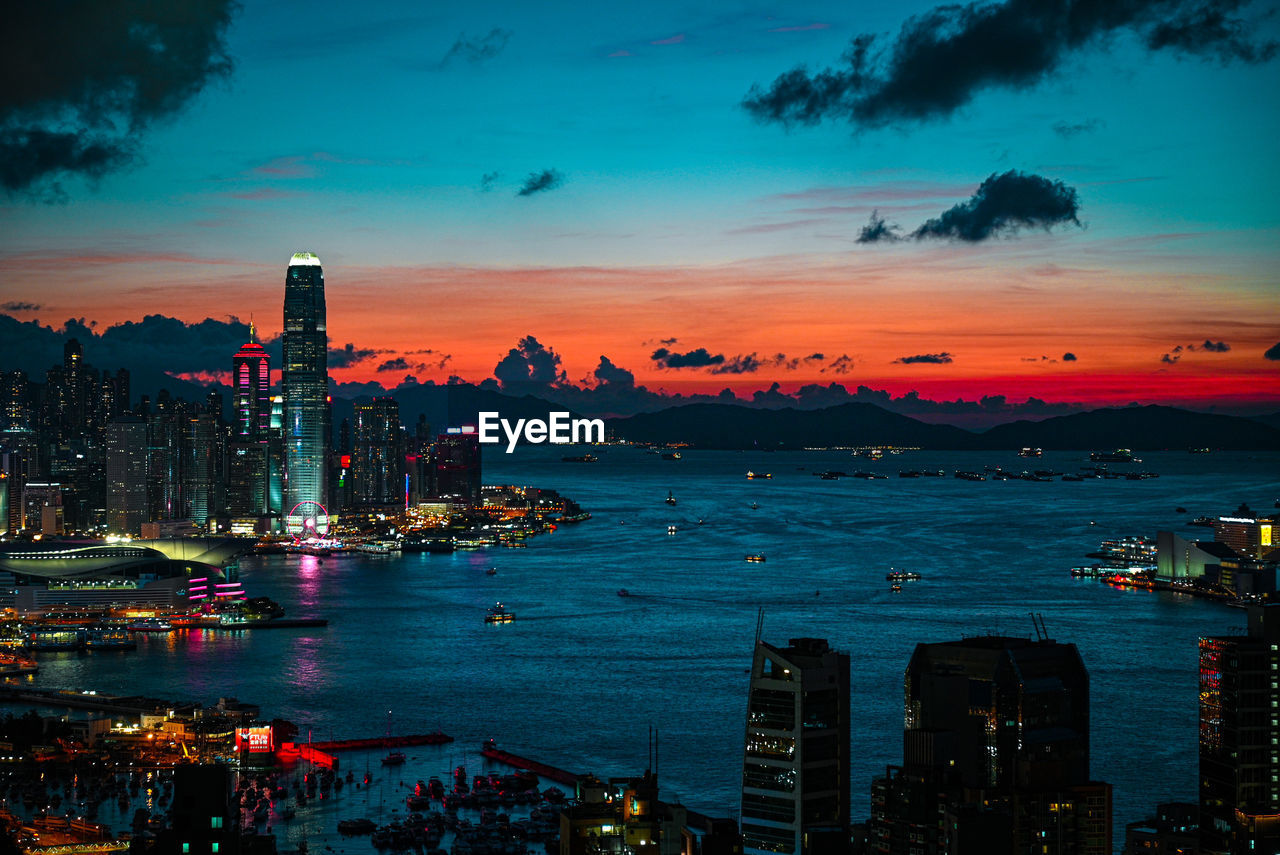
xmin=869 ymin=634 xmax=1111 ymax=854
xmin=742 ymin=637 xmax=850 ymax=855
xmin=1200 ymin=605 xmax=1280 ymax=854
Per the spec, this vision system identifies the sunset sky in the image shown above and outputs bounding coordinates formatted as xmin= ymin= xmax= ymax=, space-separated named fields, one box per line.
xmin=2 ymin=0 xmax=1278 ymax=413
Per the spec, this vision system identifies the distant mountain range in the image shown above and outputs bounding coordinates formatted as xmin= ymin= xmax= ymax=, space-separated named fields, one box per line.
xmin=341 ymin=385 xmax=1280 ymax=450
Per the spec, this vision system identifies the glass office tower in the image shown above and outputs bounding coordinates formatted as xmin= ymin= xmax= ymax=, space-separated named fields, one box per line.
xmin=281 ymin=252 xmax=330 ymax=536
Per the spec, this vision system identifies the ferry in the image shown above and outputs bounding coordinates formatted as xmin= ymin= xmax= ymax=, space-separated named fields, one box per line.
xmin=85 ymin=626 xmax=138 ymax=650
xmin=484 ymin=603 xmax=515 ymax=624
xmin=1019 ymin=447 xmax=1043 ymax=458
xmin=127 ymin=617 xmax=173 ymax=632
xmin=561 ymin=454 xmax=598 ymax=463
xmin=745 ymin=554 xmax=766 ymax=563
xmin=746 ymin=471 xmax=772 ymax=480
xmin=885 ymin=570 xmax=922 ymax=582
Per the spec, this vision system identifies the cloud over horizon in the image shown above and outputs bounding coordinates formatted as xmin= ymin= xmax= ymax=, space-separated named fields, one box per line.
xmin=516 ymin=169 xmax=564 ymax=197
xmin=742 ymin=0 xmax=1277 ymax=129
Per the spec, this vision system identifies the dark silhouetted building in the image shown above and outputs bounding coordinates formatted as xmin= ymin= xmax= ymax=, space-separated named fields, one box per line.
xmin=352 ymin=397 xmax=403 ymax=507
xmin=870 ymin=634 xmax=1111 ymax=855
xmin=742 ymin=636 xmax=850 ymax=855
xmin=282 ymin=251 xmax=329 ymax=536
xmin=1200 ymin=606 xmax=1280 ymax=854
xmin=432 ymin=427 xmax=481 ymax=505
xmin=106 ymin=417 xmax=148 ymax=535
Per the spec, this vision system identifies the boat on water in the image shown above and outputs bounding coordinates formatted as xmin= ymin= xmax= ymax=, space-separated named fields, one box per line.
xmin=86 ymin=626 xmax=138 ymax=650
xmin=617 ymin=588 xmax=630 ymax=597
xmin=890 ymin=583 xmax=903 ymax=592
xmin=485 ymin=567 xmax=498 ymax=576
xmin=749 ymin=501 xmax=759 ymax=510
xmin=485 ymin=603 xmax=515 ymax=624
xmin=746 ymin=471 xmax=772 ymax=480
xmin=1090 ymin=448 xmax=1138 ymax=463
xmin=381 ymin=751 xmax=406 ymax=766
xmin=661 ymin=451 xmax=682 ymax=460
xmin=745 ymin=554 xmax=766 ymax=563
xmin=667 ymin=525 xmax=678 ymax=535
xmin=853 ymin=448 xmax=885 ymax=460
xmin=1019 ymin=447 xmax=1043 ymax=458
xmin=127 ymin=617 xmax=173 ymax=632
xmin=886 ymin=570 xmax=922 ymax=582
xmin=562 ymin=454 xmax=598 ymax=463
xmin=665 ymin=490 xmax=677 ymax=505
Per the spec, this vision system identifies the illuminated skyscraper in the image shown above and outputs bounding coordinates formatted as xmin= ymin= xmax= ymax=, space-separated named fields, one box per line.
xmin=352 ymin=397 xmax=403 ymax=507
xmin=233 ymin=322 xmax=271 ymax=439
xmin=742 ymin=636 xmax=850 ymax=855
xmin=281 ymin=252 xmax=330 ymax=535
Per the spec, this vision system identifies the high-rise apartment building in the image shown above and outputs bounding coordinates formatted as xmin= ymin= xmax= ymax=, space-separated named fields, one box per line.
xmin=281 ymin=252 xmax=329 ymax=536
xmin=352 ymin=397 xmax=403 ymax=507
xmin=742 ymin=636 xmax=850 ymax=855
xmin=1200 ymin=606 xmax=1280 ymax=854
xmin=106 ymin=418 xmax=148 ymax=535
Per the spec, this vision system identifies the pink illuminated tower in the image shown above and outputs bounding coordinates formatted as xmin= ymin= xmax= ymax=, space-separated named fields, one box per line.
xmin=233 ymin=321 xmax=270 ymax=439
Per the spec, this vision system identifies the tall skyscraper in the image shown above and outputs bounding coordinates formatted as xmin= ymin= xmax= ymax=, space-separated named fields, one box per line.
xmin=106 ymin=417 xmax=148 ymax=535
xmin=870 ymin=634 xmax=1111 ymax=855
xmin=352 ymin=397 xmax=403 ymax=507
xmin=431 ymin=428 xmax=481 ymax=505
xmin=233 ymin=322 xmax=271 ymax=439
xmin=1200 ymin=606 xmax=1280 ymax=854
xmin=742 ymin=636 xmax=850 ymax=855
xmin=281 ymin=252 xmax=329 ymax=536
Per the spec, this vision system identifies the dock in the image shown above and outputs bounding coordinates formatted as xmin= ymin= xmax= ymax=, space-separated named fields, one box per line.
xmin=480 ymin=741 xmax=580 ymax=786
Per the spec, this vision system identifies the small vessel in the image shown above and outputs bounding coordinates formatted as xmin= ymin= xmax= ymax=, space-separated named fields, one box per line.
xmin=665 ymin=490 xmax=677 ymax=505
xmin=667 ymin=525 xmax=678 ymax=535
xmin=749 ymin=501 xmax=759 ymax=510
xmin=485 ymin=603 xmax=515 ymax=624
xmin=1019 ymin=447 xmax=1043 ymax=458
xmin=745 ymin=554 xmax=766 ymax=563
xmin=890 ymin=583 xmax=903 ymax=593
xmin=127 ymin=617 xmax=173 ymax=632
xmin=562 ymin=453 xmax=598 ymax=462
xmin=662 ymin=451 xmax=682 ymax=460
xmin=485 ymin=567 xmax=498 ymax=576
xmin=746 ymin=471 xmax=772 ymax=480
xmin=617 ymin=588 xmax=630 ymax=597
xmin=885 ymin=570 xmax=922 ymax=582
xmin=1090 ymin=448 xmax=1138 ymax=463
xmin=381 ymin=751 xmax=406 ymax=766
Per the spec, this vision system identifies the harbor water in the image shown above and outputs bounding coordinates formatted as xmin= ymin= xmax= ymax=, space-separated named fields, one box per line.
xmin=16 ymin=447 xmax=1278 ymax=847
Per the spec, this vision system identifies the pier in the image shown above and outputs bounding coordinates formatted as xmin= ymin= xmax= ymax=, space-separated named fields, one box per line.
xmin=480 ymin=740 xmax=579 ymax=786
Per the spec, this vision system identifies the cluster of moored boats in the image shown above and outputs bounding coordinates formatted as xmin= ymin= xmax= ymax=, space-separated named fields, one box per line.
xmin=341 ymin=766 xmax=567 ymax=853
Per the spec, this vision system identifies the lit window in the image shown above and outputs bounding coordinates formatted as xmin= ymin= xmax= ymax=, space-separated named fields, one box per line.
xmin=211 ymin=817 xmax=223 ymax=829
xmin=213 ymin=845 xmax=219 ymax=854
xmin=182 ymin=846 xmax=190 ymax=854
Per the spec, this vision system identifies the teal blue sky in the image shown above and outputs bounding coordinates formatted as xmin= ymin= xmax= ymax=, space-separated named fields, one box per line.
xmin=2 ymin=0 xmax=1278 ymax=408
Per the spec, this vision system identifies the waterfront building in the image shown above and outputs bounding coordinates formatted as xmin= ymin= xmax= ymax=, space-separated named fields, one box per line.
xmin=559 ymin=772 xmax=694 ymax=855
xmin=432 ymin=427 xmax=482 ymax=505
xmin=352 ymin=397 xmax=403 ymax=507
xmin=1213 ymin=505 xmax=1277 ymax=562
xmin=869 ymin=634 xmax=1111 ymax=855
xmin=1122 ymin=803 xmax=1199 ymax=854
xmin=1199 ymin=605 xmax=1280 ymax=854
xmin=106 ymin=417 xmax=148 ymax=535
xmin=282 ymin=252 xmax=330 ymax=536
xmin=741 ymin=636 xmax=850 ymax=855
xmin=0 ymin=537 xmax=248 ymax=610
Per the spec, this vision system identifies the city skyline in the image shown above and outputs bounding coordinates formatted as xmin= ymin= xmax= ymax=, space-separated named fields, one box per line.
xmin=2 ymin=0 xmax=1279 ymax=416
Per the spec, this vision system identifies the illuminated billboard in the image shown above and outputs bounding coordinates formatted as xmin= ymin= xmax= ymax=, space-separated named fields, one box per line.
xmin=235 ymin=726 xmax=274 ymax=753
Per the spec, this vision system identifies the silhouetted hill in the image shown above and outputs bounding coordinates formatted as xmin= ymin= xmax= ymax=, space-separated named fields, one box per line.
xmin=1253 ymin=411 xmax=1280 ymax=431
xmin=978 ymin=405 xmax=1280 ymax=450
xmin=612 ymin=402 xmax=976 ymax=449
